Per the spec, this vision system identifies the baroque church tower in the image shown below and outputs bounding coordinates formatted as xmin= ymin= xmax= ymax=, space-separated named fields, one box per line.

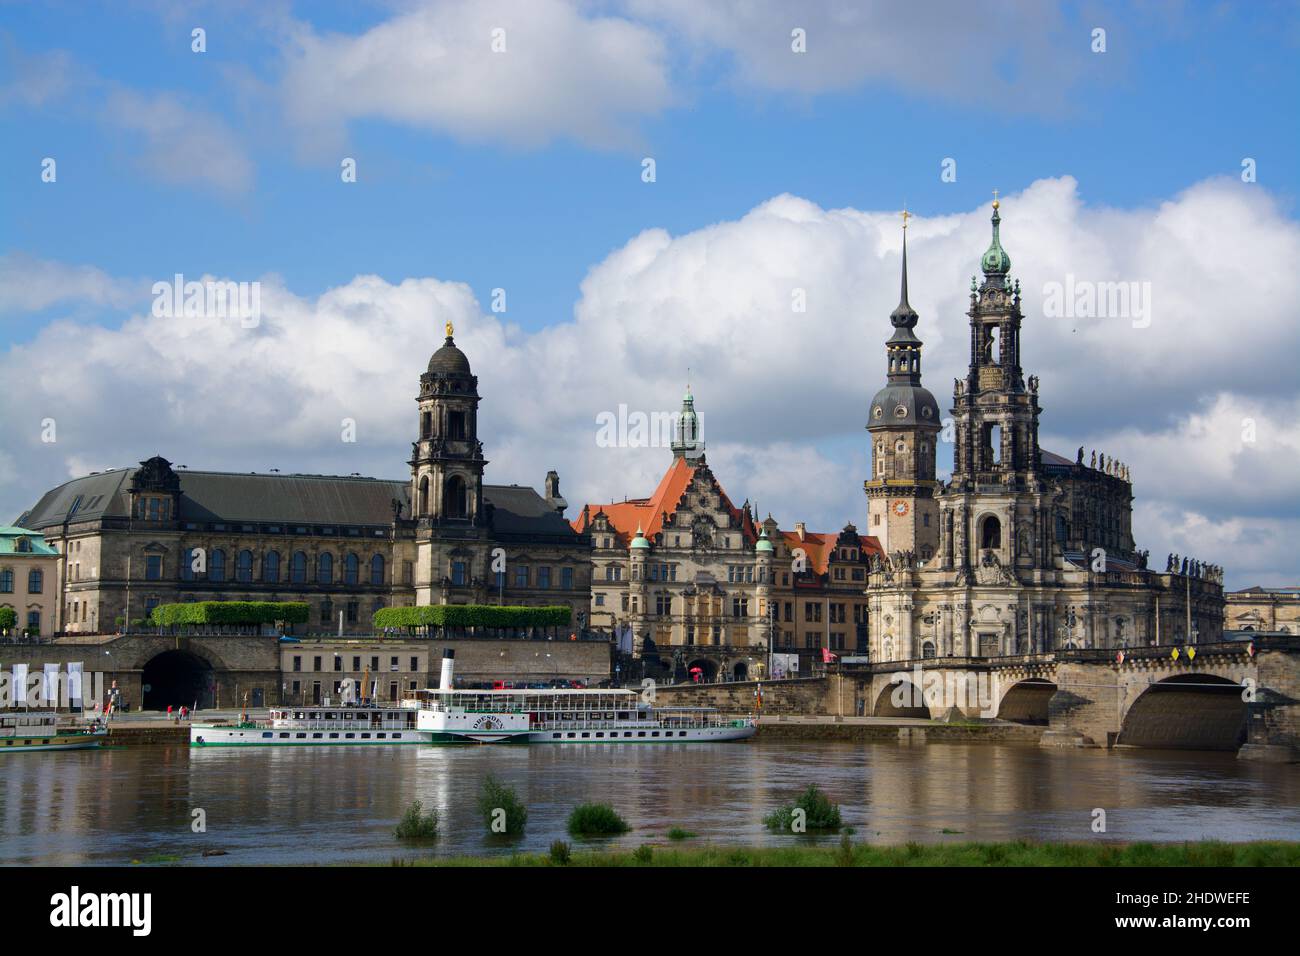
xmin=865 ymin=212 xmax=941 ymax=559
xmin=409 ymin=321 xmax=487 ymax=525
xmin=939 ymin=197 xmax=1050 ymax=577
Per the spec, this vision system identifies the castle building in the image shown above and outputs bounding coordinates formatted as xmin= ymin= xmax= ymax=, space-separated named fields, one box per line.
xmin=15 ymin=324 xmax=590 ymax=635
xmin=865 ymin=203 xmax=1224 ymax=661
xmin=575 ymin=388 xmax=881 ymax=679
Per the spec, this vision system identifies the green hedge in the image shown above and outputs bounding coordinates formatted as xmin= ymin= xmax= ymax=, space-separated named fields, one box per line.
xmin=150 ymin=601 xmax=310 ymax=626
xmin=373 ymin=605 xmax=572 ymax=630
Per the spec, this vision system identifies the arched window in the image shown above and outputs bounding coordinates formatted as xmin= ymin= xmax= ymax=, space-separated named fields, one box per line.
xmin=922 ymin=640 xmax=936 ymax=659
xmin=291 ymin=551 xmax=307 ymax=584
xmin=317 ymin=552 xmax=333 ymax=585
xmin=344 ymin=553 xmax=359 ymax=586
xmin=237 ymin=549 xmax=254 ymax=583
xmin=418 ymin=476 xmax=430 ymax=516
xmin=370 ymin=554 xmax=385 ymax=587
xmin=28 ymin=569 xmax=43 ymax=593
xmin=263 ymin=550 xmax=280 ymax=583
xmin=444 ymin=475 xmax=468 ymax=519
xmin=980 ymin=515 xmax=1001 ymax=550
xmin=209 ymin=549 xmax=226 ymax=582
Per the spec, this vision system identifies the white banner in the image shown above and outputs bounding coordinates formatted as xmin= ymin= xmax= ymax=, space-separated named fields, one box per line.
xmin=11 ymin=663 xmax=29 ymax=707
xmin=43 ymin=663 xmax=59 ymax=705
xmin=68 ymin=662 xmax=84 ymax=706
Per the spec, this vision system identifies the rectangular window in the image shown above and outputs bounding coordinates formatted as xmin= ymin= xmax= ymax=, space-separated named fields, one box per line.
xmin=451 ymin=561 xmax=467 ymax=586
xmin=515 ymin=566 xmax=529 ymax=588
xmin=538 ymin=567 xmax=551 ymax=589
xmin=410 ymin=657 xmax=418 ymax=672
xmin=313 ymin=656 xmax=322 ymax=671
xmin=561 ymin=567 xmax=574 ymax=590
xmin=145 ymin=555 xmax=162 ymax=580
xmin=352 ymin=656 xmax=361 ymax=671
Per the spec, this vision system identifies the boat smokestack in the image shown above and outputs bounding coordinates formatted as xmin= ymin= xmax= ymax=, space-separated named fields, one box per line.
xmin=439 ymin=649 xmax=455 ymax=691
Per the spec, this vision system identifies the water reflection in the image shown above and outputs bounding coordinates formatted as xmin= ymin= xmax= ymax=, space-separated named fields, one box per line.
xmin=1 ymin=742 xmax=1296 ymax=865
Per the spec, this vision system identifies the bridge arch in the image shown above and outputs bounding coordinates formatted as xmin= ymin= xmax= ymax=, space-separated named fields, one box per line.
xmin=873 ymin=676 xmax=930 ymax=718
xmin=998 ymin=678 xmax=1056 ymax=724
xmin=1118 ymin=673 xmax=1247 ymax=751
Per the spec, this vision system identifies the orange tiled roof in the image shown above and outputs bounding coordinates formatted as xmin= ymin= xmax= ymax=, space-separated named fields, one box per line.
xmin=574 ymin=457 xmax=696 ymax=544
xmin=777 ymin=530 xmax=883 ymax=575
xmin=575 ymin=456 xmax=762 ymax=547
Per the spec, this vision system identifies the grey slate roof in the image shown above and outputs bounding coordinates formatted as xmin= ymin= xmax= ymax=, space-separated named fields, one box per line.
xmin=15 ymin=467 xmax=579 ymax=540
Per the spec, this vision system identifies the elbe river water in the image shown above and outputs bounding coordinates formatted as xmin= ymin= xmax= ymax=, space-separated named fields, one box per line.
xmin=2 ymin=742 xmax=1297 ymax=865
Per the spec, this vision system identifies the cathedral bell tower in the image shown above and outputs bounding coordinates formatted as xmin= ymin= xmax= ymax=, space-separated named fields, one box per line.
xmin=865 ymin=211 xmax=941 ymax=560
xmin=950 ymin=195 xmax=1041 ymax=490
xmin=409 ymin=321 xmax=487 ymax=525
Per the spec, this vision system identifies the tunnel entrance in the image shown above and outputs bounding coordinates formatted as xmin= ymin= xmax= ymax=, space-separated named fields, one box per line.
xmin=1117 ymin=674 xmax=1247 ymax=751
xmin=142 ymin=650 xmax=215 ymax=711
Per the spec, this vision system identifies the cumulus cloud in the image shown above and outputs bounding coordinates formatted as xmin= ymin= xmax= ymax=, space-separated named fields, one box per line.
xmin=0 ymin=254 xmax=144 ymax=314
xmin=2 ymin=176 xmax=1297 ymax=588
xmin=278 ymin=0 xmax=673 ymax=152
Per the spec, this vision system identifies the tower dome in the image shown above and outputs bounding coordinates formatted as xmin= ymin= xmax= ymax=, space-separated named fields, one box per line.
xmin=980 ymin=199 xmax=1011 ymax=277
xmin=427 ymin=321 xmax=472 ymax=376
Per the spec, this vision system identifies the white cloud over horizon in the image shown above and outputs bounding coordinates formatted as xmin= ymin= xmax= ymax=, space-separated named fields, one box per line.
xmin=2 ymin=176 xmax=1298 ymax=589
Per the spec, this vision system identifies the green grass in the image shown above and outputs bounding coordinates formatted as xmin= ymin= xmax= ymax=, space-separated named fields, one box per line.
xmin=667 ymin=827 xmax=697 ymax=841
xmin=566 ymin=803 xmax=631 ymax=837
xmin=384 ymin=840 xmax=1300 ymax=868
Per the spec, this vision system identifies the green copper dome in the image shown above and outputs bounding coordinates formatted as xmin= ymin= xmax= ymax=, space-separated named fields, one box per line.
xmin=630 ymin=526 xmax=650 ymax=550
xmin=755 ymin=528 xmax=774 ymax=553
xmin=981 ymin=202 xmax=1010 ymax=276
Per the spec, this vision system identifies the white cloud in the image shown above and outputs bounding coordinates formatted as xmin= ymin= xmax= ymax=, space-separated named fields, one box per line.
xmin=102 ymin=89 xmax=255 ymax=194
xmin=278 ymin=0 xmax=673 ymax=152
xmin=626 ymin=0 xmax=1100 ymax=111
xmin=0 ymin=254 xmax=143 ymax=314
xmin=3 ymin=176 xmax=1298 ymax=589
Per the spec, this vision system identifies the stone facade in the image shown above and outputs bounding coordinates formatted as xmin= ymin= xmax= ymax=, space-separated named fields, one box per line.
xmin=1225 ymin=586 xmax=1300 ymax=633
xmin=15 ymin=328 xmax=591 ymax=636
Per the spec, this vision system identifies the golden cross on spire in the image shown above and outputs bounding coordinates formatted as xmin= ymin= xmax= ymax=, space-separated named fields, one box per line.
xmin=992 ymin=188 xmax=1000 ymax=210
xmin=901 ymin=205 xmax=911 ymax=230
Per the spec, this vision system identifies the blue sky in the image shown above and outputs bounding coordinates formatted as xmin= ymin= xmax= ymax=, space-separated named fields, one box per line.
xmin=2 ymin=0 xmax=1299 ymax=588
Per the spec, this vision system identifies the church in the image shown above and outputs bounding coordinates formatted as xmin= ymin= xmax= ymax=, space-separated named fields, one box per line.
xmin=15 ymin=323 xmax=591 ymax=634
xmin=863 ymin=201 xmax=1224 ymax=660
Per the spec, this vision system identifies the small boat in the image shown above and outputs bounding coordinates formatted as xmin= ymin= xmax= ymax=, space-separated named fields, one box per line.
xmin=415 ymin=650 xmax=756 ymax=744
xmin=1 ymin=712 xmax=106 ymax=752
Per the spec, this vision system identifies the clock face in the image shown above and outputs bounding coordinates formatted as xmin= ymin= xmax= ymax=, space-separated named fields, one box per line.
xmin=893 ymin=500 xmax=909 ymax=517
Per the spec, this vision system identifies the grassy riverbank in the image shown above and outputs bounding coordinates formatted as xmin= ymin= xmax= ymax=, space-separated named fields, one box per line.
xmin=390 ymin=840 xmax=1300 ymax=867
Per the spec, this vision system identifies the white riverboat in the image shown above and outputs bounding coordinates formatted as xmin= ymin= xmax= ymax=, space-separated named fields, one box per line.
xmin=415 ymin=650 xmax=756 ymax=744
xmin=1 ymin=712 xmax=106 ymax=752
xmin=190 ymin=702 xmax=429 ymax=747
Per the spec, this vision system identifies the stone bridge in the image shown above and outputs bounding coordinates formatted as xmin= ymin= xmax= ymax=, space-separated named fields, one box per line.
xmin=859 ymin=635 xmax=1299 ymax=760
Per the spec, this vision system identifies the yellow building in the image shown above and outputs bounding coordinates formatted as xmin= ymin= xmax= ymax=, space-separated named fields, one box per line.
xmin=0 ymin=527 xmax=61 ymax=638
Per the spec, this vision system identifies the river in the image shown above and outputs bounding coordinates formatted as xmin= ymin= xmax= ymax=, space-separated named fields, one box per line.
xmin=2 ymin=741 xmax=1297 ymax=865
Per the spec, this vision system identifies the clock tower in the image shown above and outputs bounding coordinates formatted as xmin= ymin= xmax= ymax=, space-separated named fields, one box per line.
xmin=865 ymin=212 xmax=941 ymax=560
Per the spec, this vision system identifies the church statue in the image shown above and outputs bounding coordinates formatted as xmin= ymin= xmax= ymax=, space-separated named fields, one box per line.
xmin=1090 ymin=450 xmax=1096 ymax=469
xmin=1076 ymin=446 xmax=1084 ymax=464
